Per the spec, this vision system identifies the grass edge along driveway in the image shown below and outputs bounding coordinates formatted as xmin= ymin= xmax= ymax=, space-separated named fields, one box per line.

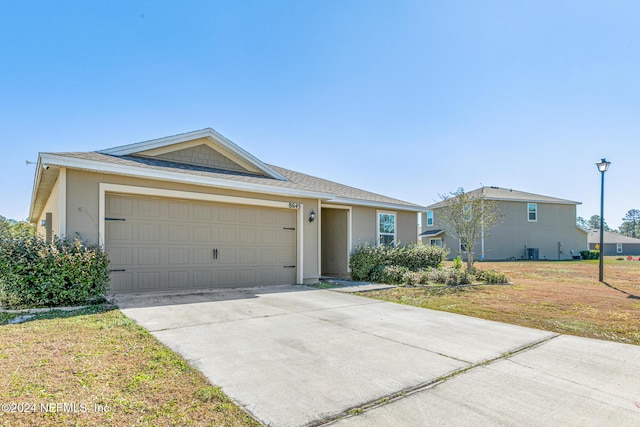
xmin=0 ymin=304 xmax=260 ymax=427
xmin=359 ymin=259 xmax=640 ymax=346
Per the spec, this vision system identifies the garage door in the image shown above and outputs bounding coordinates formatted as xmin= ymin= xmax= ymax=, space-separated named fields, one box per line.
xmin=105 ymin=194 xmax=297 ymax=292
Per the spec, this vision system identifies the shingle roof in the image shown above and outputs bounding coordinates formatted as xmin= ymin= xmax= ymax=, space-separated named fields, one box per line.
xmin=45 ymin=151 xmax=422 ymax=209
xmin=588 ymin=230 xmax=640 ymax=244
xmin=419 ymin=229 xmax=445 ymax=237
xmin=426 ymin=186 xmax=580 ymax=209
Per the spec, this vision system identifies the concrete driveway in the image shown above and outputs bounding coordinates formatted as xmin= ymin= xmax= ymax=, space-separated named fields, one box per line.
xmin=115 ymin=285 xmax=640 ymax=426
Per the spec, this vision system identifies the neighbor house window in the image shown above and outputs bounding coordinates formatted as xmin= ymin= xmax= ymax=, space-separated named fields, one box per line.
xmin=430 ymin=238 xmax=442 ymax=247
xmin=377 ymin=211 xmax=396 ymax=246
xmin=528 ymin=203 xmax=537 ymax=222
xmin=426 ymin=210 xmax=434 ymax=226
xmin=617 ymin=243 xmax=623 ymax=254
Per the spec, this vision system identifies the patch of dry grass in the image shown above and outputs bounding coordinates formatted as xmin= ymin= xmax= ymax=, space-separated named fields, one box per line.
xmin=361 ymin=259 xmax=640 ymax=345
xmin=0 ymin=305 xmax=259 ymax=426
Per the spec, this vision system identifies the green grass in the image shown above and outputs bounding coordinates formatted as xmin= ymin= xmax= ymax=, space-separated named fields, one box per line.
xmin=359 ymin=260 xmax=640 ymax=346
xmin=0 ymin=306 xmax=260 ymax=426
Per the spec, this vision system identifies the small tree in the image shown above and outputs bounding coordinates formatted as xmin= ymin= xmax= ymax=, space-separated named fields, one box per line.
xmin=438 ymin=188 xmax=503 ymax=273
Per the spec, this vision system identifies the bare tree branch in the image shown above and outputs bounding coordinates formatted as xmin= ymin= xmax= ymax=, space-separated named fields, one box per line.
xmin=438 ymin=188 xmax=503 ymax=272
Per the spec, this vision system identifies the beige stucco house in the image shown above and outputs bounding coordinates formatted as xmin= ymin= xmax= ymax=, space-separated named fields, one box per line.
xmin=29 ymin=128 xmax=422 ymax=292
xmin=421 ymin=186 xmax=588 ymax=261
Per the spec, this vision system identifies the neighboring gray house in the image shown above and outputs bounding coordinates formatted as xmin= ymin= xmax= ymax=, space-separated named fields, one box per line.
xmin=588 ymin=230 xmax=640 ymax=256
xmin=421 ymin=186 xmax=588 ymax=261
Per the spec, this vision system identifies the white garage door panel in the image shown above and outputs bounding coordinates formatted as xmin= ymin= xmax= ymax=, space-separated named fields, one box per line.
xmin=106 ymin=194 xmax=297 ymax=293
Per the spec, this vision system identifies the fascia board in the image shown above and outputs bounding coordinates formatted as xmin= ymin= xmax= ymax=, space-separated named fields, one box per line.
xmin=98 ymin=128 xmax=288 ymax=181
xmin=98 ymin=129 xmax=213 ymax=155
xmin=427 ymin=198 xmax=580 ymax=209
xmin=328 ymin=197 xmax=425 ymax=212
xmin=40 ymin=153 xmax=334 ymax=200
xmin=205 ymin=129 xmax=288 ymax=181
xmin=485 ymin=196 xmax=581 ymax=205
xmin=28 ymin=156 xmax=44 ymax=223
xmin=419 ymin=230 xmax=445 ymax=237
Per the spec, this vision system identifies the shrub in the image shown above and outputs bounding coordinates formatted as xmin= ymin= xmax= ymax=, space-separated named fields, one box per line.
xmin=386 ymin=244 xmax=449 ymax=271
xmin=427 ymin=266 xmax=472 ymax=286
xmin=474 ymin=269 xmax=510 ymax=284
xmin=349 ymin=243 xmax=386 ymax=281
xmin=0 ymin=234 xmax=110 ymax=309
xmin=580 ymin=250 xmax=600 ymax=260
xmin=349 ymin=243 xmax=449 ymax=281
xmin=380 ymin=265 xmax=410 ymax=284
xmin=452 ymin=255 xmax=463 ymax=270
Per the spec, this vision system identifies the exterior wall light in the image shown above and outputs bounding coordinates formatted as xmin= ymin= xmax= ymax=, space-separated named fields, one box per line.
xmin=309 ymin=210 xmax=316 ymax=223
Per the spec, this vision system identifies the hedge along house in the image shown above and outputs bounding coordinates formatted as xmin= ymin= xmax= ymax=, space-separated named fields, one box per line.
xmin=29 ymin=128 xmax=423 ymax=293
xmin=421 ymin=186 xmax=588 ymax=261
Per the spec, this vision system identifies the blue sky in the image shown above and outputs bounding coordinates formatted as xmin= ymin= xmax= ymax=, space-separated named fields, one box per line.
xmin=1 ymin=1 xmax=638 ymax=228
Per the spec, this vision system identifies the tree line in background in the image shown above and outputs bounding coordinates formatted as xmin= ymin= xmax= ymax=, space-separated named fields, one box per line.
xmin=577 ymin=209 xmax=640 ymax=238
xmin=0 ymin=215 xmax=35 ymax=237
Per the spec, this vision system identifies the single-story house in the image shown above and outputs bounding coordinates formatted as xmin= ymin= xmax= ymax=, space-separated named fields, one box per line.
xmin=588 ymin=230 xmax=640 ymax=256
xmin=29 ymin=128 xmax=422 ymax=292
xmin=421 ymin=186 xmax=588 ymax=260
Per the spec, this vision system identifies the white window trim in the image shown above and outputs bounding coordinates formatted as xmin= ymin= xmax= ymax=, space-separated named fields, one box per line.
xmin=617 ymin=243 xmax=623 ymax=254
xmin=99 ymin=183 xmax=304 ymax=284
xmin=429 ymin=238 xmax=442 ymax=247
xmin=377 ymin=210 xmax=397 ymax=246
xmin=528 ymin=203 xmax=538 ymax=222
xmin=426 ymin=210 xmax=434 ymax=227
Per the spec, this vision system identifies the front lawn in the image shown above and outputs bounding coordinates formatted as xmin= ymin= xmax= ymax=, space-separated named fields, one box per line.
xmin=0 ymin=305 xmax=259 ymax=426
xmin=360 ymin=259 xmax=640 ymax=345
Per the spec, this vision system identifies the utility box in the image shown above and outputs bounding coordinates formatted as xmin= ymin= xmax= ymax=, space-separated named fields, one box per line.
xmin=527 ymin=248 xmax=539 ymax=260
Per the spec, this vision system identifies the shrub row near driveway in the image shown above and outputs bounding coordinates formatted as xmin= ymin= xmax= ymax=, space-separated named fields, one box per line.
xmin=0 ymin=234 xmax=110 ymax=309
xmin=349 ymin=243 xmax=448 ymax=282
xmin=349 ymin=244 xmax=510 ymax=286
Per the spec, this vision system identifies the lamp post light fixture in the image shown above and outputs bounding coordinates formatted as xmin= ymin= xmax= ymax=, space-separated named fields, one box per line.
xmin=596 ymin=158 xmax=610 ymax=282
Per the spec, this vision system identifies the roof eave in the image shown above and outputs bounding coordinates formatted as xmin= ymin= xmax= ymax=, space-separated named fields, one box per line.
xmin=426 ymin=198 xmax=581 ymax=209
xmin=28 ymin=156 xmax=44 ymax=223
xmin=328 ymin=197 xmax=425 ymax=212
xmin=38 ymin=153 xmax=334 ymax=201
xmin=419 ymin=230 xmax=445 ymax=237
xmin=485 ymin=196 xmax=581 ymax=205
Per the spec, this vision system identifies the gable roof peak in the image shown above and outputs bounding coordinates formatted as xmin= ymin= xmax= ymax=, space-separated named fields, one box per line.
xmin=97 ymin=128 xmax=288 ymax=181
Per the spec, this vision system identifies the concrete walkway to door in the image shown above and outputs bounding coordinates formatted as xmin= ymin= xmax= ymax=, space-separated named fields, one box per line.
xmin=115 ymin=285 xmax=640 ymax=426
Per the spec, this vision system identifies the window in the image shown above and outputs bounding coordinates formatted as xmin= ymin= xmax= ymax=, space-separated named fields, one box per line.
xmin=430 ymin=238 xmax=442 ymax=247
xmin=459 ymin=240 xmax=467 ymax=253
xmin=426 ymin=210 xmax=434 ymax=226
xmin=528 ymin=203 xmax=537 ymax=222
xmin=617 ymin=243 xmax=623 ymax=254
xmin=377 ymin=212 xmax=396 ymax=246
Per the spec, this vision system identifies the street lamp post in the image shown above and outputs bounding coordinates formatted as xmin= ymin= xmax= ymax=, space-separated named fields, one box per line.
xmin=596 ymin=158 xmax=611 ymax=282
